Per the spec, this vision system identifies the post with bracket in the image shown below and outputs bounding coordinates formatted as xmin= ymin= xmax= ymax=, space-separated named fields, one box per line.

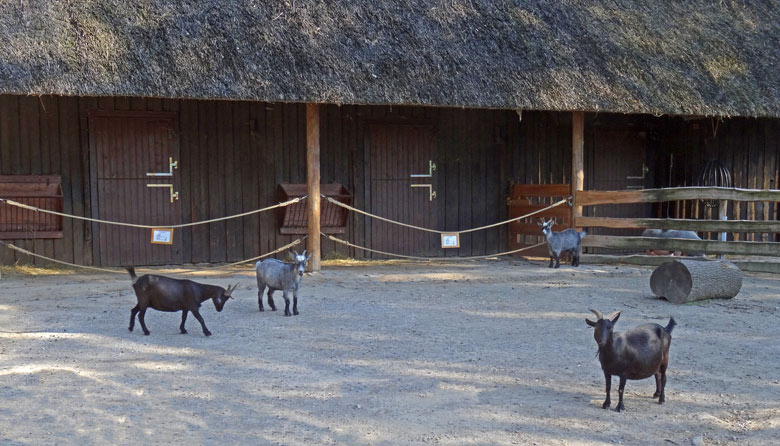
xmin=306 ymin=103 xmax=321 ymax=272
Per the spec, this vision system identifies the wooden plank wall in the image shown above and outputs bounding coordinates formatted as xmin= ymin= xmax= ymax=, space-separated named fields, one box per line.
xmin=0 ymin=96 xmax=582 ymax=264
xmin=652 ymin=117 xmax=780 ymax=242
xmin=6 ymin=94 xmax=774 ymax=266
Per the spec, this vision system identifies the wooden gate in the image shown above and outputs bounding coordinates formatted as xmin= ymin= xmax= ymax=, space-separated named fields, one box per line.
xmin=367 ymin=123 xmax=439 ymax=257
xmin=89 ymin=112 xmax=182 ymax=266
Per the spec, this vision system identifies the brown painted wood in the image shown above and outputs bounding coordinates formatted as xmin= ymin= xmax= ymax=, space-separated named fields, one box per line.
xmin=306 ymin=103 xmax=322 ymax=270
xmin=367 ymin=122 xmax=438 ymax=257
xmin=89 ymin=111 xmax=182 ymax=266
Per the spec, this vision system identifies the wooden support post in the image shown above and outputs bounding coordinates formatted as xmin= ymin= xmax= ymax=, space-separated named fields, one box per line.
xmin=306 ymin=103 xmax=321 ymax=272
xmin=572 ymin=111 xmax=584 ymax=228
xmin=718 ymin=200 xmax=728 ymax=260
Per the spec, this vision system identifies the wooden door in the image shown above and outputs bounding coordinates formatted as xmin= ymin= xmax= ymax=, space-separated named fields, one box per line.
xmin=90 ymin=112 xmax=182 ymax=266
xmin=367 ymin=123 xmax=439 ymax=257
xmin=588 ymin=129 xmax=652 ymax=239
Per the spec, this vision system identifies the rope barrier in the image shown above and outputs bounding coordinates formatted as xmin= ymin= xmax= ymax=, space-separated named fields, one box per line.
xmin=322 ymin=195 xmax=569 ymax=235
xmin=0 ymin=196 xmax=306 ymax=229
xmin=0 ymin=238 xmax=307 ymax=273
xmin=223 ymin=237 xmax=307 ymax=267
xmin=322 ymin=233 xmax=548 ymax=261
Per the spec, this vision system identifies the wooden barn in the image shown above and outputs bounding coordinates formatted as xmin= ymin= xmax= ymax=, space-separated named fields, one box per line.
xmin=1 ymin=1 xmax=779 ymax=267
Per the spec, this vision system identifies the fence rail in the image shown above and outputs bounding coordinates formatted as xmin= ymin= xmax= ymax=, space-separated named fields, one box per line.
xmin=575 ymin=187 xmax=780 ymax=206
xmin=575 ymin=186 xmax=780 ymax=258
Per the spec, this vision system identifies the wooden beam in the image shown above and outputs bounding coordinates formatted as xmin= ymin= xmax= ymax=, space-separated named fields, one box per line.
xmin=306 ymin=103 xmax=321 ymax=272
xmin=576 ymin=187 xmax=780 ymax=206
xmin=582 ymin=235 xmax=780 ymax=256
xmin=575 ymin=216 xmax=780 ymax=233
xmin=571 ymin=112 xmax=584 ymax=228
xmin=579 ymin=254 xmax=780 ymax=274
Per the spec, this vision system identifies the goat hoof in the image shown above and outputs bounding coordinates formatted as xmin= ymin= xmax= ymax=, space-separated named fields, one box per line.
xmin=258 ymin=307 xmax=264 ymax=312
xmin=203 ymin=331 xmax=212 ymax=336
xmin=652 ymin=392 xmax=661 ymax=398
xmin=615 ymin=404 xmax=624 ymax=412
xmin=293 ymin=310 xmax=299 ymax=315
xmin=128 ymin=326 xmax=133 ymax=332
xmin=270 ymin=307 xmax=277 ymax=311
xmin=180 ymin=329 xmax=187 ymax=334
xmin=143 ymin=331 xmax=150 ymax=336
xmin=602 ymin=402 xmax=610 ymax=410
xmin=658 ymin=397 xmax=665 ymax=404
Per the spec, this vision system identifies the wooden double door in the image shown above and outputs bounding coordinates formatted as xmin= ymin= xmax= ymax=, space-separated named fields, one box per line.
xmin=366 ymin=123 xmax=440 ymax=257
xmin=90 ymin=112 xmax=183 ymax=266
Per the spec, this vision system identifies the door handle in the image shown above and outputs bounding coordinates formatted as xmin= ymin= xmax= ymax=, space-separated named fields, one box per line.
xmin=147 ymin=157 xmax=178 ymax=177
xmin=147 ymin=183 xmax=179 ymax=203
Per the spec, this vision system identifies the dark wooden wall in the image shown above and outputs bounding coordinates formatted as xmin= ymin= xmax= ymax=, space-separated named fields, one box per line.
xmin=651 ymin=117 xmax=780 ymax=241
xmin=2 ymin=93 xmax=778 ymax=266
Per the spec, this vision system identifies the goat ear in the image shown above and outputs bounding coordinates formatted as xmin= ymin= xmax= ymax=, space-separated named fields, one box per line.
xmin=289 ymin=251 xmax=297 ymax=261
xmin=305 ymin=252 xmax=312 ymax=262
xmin=608 ymin=311 xmax=621 ymax=323
xmin=586 ymin=318 xmax=596 ymax=327
xmin=537 ymin=219 xmax=544 ymax=227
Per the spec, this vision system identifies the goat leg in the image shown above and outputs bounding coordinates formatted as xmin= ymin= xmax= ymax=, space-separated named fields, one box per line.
xmin=282 ymin=291 xmax=292 ymax=317
xmin=267 ymin=289 xmax=277 ymax=311
xmin=180 ymin=310 xmax=189 ymax=334
xmin=293 ymin=293 xmax=299 ymax=316
xmin=602 ymin=372 xmax=612 ymax=409
xmin=191 ymin=309 xmax=211 ymax=336
xmin=548 ymin=256 xmax=554 ymax=268
xmin=129 ymin=305 xmax=139 ymax=332
xmin=554 ymin=254 xmax=561 ymax=269
xmin=615 ymin=376 xmax=627 ymax=412
xmin=257 ymin=286 xmax=265 ymax=312
xmin=653 ymin=373 xmax=661 ymax=398
xmin=658 ymin=367 xmax=667 ymax=404
xmin=138 ymin=308 xmax=150 ymax=336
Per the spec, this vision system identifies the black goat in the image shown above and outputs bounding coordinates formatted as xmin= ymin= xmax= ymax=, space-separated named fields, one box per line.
xmin=586 ymin=309 xmax=676 ymax=412
xmin=126 ymin=267 xmax=237 ymax=336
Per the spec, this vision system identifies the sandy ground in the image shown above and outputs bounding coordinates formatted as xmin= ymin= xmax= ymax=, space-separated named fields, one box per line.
xmin=1 ymin=259 xmax=779 ymax=446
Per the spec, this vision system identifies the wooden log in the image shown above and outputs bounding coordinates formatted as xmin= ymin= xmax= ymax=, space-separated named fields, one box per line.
xmin=571 ymin=111 xmax=584 ymax=229
xmin=649 ymin=259 xmax=743 ymax=304
xmin=306 ymin=103 xmax=321 ymax=271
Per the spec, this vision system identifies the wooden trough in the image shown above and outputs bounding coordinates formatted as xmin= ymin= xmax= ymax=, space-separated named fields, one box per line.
xmin=277 ymin=183 xmax=352 ymax=235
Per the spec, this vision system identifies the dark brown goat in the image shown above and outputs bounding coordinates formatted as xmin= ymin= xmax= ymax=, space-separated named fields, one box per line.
xmin=126 ymin=267 xmax=237 ymax=336
xmin=586 ymin=309 xmax=676 ymax=412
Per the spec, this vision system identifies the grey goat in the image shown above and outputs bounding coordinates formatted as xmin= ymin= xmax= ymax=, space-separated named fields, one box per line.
xmin=641 ymin=228 xmax=702 ymax=256
xmin=255 ymin=250 xmax=312 ymax=316
xmin=538 ymin=219 xmax=586 ymax=268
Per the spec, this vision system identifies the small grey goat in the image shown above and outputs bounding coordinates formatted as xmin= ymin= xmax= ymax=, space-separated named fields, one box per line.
xmin=538 ymin=219 xmax=586 ymax=268
xmin=255 ymin=249 xmax=312 ymax=316
xmin=642 ymin=228 xmax=702 ymax=256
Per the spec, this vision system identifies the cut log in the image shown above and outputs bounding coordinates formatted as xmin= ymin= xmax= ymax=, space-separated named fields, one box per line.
xmin=649 ymin=259 xmax=743 ymax=304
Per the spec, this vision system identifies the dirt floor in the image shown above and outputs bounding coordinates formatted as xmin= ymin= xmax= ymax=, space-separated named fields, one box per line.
xmin=1 ymin=258 xmax=779 ymax=445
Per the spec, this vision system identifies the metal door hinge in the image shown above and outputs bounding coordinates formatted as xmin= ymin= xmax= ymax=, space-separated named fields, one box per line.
xmin=411 ymin=183 xmax=436 ymax=201
xmin=147 ymin=157 xmax=178 ymax=177
xmin=410 ymin=160 xmax=436 ymax=178
xmin=147 ymin=183 xmax=179 ymax=203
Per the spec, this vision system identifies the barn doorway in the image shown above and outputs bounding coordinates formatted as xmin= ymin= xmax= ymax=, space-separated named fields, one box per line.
xmin=367 ymin=123 xmax=440 ymax=257
xmin=89 ymin=112 xmax=183 ymax=266
xmin=586 ymin=128 xmax=653 ymax=250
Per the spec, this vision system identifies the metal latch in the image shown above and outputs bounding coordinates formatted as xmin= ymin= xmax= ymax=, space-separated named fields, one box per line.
xmin=147 ymin=184 xmax=179 ymax=203
xmin=147 ymin=157 xmax=178 ymax=177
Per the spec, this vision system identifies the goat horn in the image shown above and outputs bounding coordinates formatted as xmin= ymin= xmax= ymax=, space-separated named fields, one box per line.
xmin=588 ymin=309 xmax=603 ymax=320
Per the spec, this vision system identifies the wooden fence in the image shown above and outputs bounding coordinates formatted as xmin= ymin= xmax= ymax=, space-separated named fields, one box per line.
xmin=507 ymin=183 xmax=572 ymax=256
xmin=575 ymin=187 xmax=780 ymax=256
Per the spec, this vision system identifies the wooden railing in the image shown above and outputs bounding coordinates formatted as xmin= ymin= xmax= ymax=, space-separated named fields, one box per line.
xmin=508 ymin=183 xmax=571 ymax=255
xmin=574 ymin=187 xmax=780 ymax=256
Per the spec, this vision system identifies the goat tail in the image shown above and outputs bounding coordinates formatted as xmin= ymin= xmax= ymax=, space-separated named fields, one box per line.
xmin=664 ymin=317 xmax=677 ymax=335
xmin=125 ymin=267 xmax=138 ymax=283
xmin=579 ymin=230 xmax=587 ymax=239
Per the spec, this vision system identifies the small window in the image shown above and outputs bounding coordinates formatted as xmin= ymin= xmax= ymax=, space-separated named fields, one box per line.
xmin=0 ymin=175 xmax=64 ymax=239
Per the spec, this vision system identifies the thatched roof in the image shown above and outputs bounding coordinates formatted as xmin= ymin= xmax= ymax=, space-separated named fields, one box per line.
xmin=1 ymin=1 xmax=779 ymax=117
